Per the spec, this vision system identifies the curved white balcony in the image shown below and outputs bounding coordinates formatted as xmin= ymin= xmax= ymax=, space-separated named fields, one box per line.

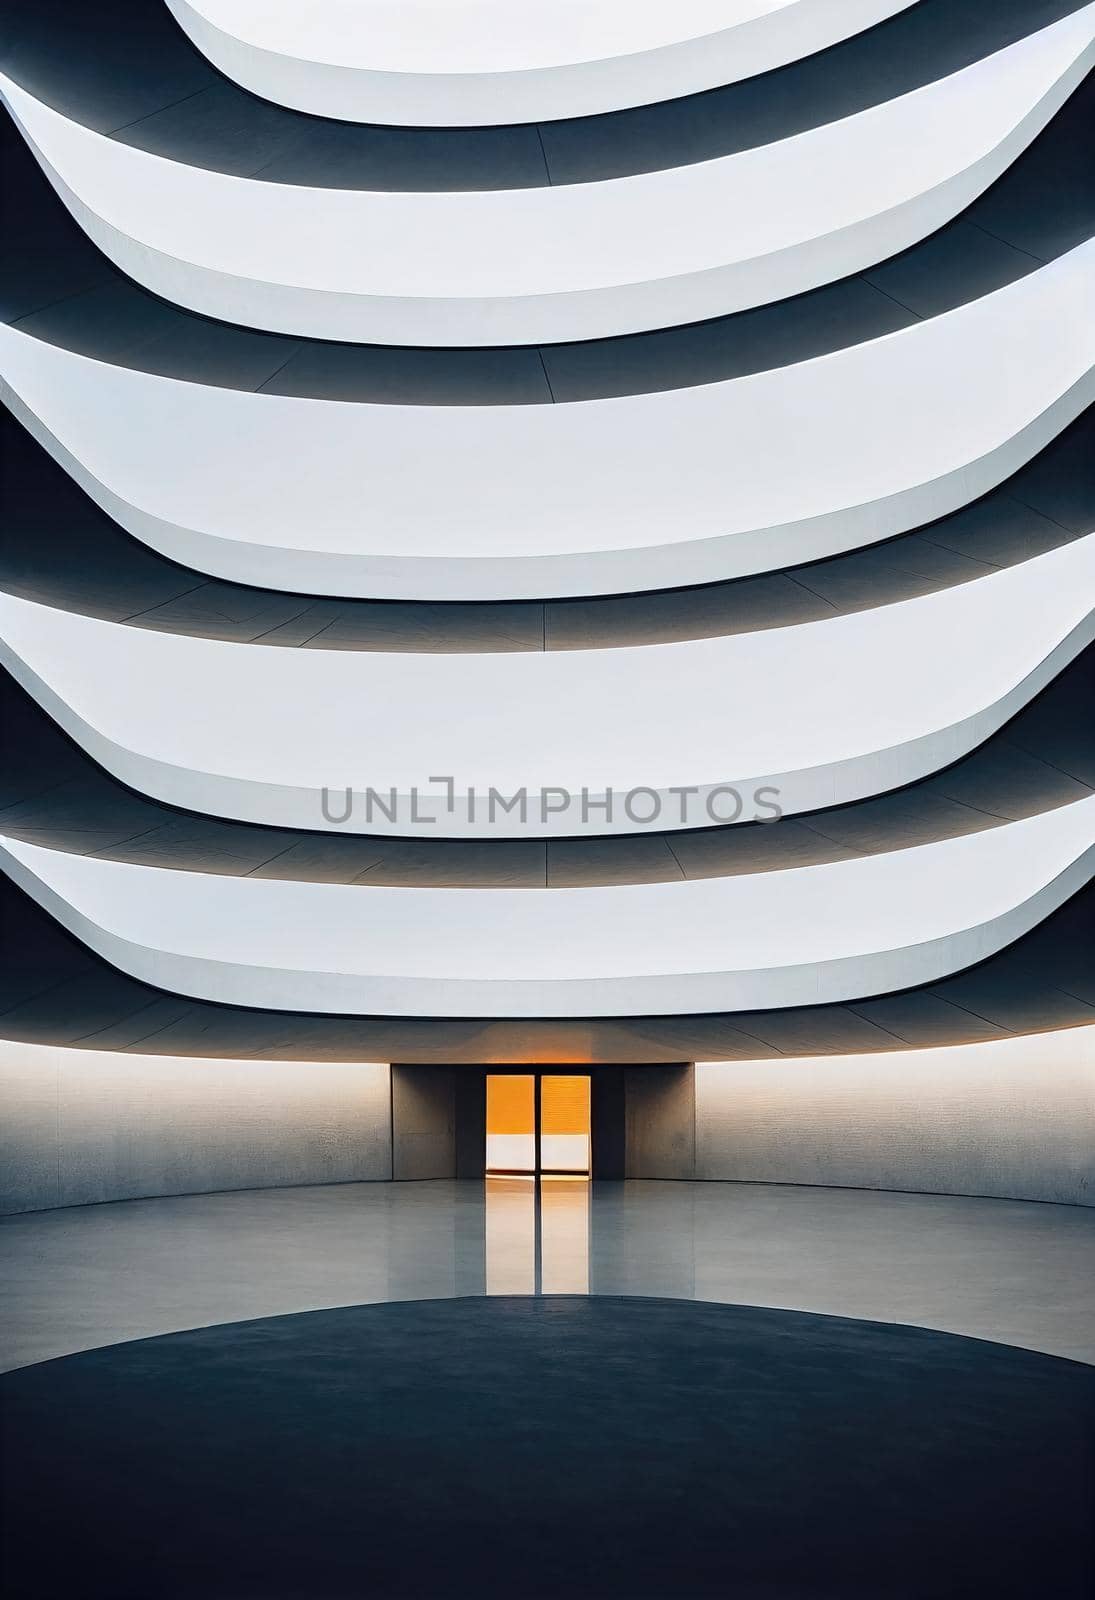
xmin=164 ymin=0 xmax=917 ymax=126
xmin=3 ymin=9 xmax=1092 ymax=344
xmin=2 ymin=244 xmax=1092 ymax=601
xmin=1 ymin=534 xmax=1092 ymax=838
xmin=2 ymin=796 xmax=1093 ymax=1017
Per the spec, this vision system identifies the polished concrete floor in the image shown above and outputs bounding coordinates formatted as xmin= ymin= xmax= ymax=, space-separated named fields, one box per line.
xmin=3 ymin=1179 xmax=1094 ymax=1371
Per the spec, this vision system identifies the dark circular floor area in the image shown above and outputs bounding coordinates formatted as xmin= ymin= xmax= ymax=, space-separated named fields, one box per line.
xmin=2 ymin=1296 xmax=1093 ymax=1599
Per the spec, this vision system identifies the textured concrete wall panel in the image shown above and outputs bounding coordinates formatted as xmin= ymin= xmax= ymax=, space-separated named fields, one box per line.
xmin=0 ymin=1042 xmax=391 ymax=1214
xmin=695 ymin=1029 xmax=1095 ymax=1205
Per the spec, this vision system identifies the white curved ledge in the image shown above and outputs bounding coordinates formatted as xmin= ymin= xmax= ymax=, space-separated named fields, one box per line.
xmin=164 ymin=0 xmax=918 ymax=126
xmin=2 ymin=244 xmax=1093 ymax=601
xmin=2 ymin=799 xmax=1093 ymax=1016
xmin=1 ymin=535 xmax=1092 ymax=838
xmin=4 ymin=9 xmax=1093 ymax=344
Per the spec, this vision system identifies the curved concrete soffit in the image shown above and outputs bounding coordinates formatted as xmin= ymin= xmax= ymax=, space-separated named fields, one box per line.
xmin=1 ymin=797 xmax=1093 ymax=1016
xmin=164 ymin=0 xmax=919 ymax=126
xmin=0 ymin=244 xmax=1093 ymax=600
xmin=2 ymin=8 xmax=1093 ymax=343
xmin=0 ymin=866 xmax=1092 ymax=1056
xmin=0 ymin=534 xmax=1092 ymax=837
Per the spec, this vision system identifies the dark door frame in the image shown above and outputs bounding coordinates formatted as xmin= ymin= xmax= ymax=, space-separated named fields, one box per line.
xmin=456 ymin=1065 xmax=627 ymax=1180
xmin=483 ymin=1068 xmax=594 ymax=1177
xmin=394 ymin=1063 xmax=689 ymax=1182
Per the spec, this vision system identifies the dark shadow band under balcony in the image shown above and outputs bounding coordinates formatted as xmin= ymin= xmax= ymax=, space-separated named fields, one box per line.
xmin=1 ymin=647 xmax=1090 ymax=888
xmin=2 ymin=405 xmax=1091 ymax=651
xmin=0 ymin=872 xmax=1090 ymax=1061
xmin=1 ymin=70 xmax=1091 ymax=401
xmin=0 ymin=0 xmax=1085 ymax=189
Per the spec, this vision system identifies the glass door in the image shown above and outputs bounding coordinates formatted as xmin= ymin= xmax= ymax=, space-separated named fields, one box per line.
xmin=485 ymin=1073 xmax=536 ymax=1174
xmin=484 ymin=1072 xmax=592 ymax=1293
xmin=540 ymin=1075 xmax=591 ymax=1174
xmin=485 ymin=1073 xmax=591 ymax=1176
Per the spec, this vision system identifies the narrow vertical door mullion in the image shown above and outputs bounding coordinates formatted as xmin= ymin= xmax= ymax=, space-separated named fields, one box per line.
xmin=533 ymin=1073 xmax=543 ymax=1293
xmin=533 ymin=1073 xmax=543 ymax=1174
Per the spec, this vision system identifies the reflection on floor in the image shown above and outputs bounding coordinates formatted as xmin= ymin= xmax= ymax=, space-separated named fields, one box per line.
xmin=486 ymin=1177 xmax=590 ymax=1295
xmin=2 ymin=1179 xmax=1094 ymax=1372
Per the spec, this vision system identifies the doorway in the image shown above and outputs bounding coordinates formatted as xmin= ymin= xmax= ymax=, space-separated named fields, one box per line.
xmin=390 ymin=1062 xmax=680 ymax=1182
xmin=484 ymin=1072 xmax=592 ymax=1293
xmin=485 ymin=1073 xmax=591 ymax=1176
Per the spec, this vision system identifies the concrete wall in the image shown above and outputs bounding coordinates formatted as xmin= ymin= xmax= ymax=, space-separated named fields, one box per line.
xmin=0 ymin=1041 xmax=392 ymax=1214
xmin=626 ymin=1064 xmax=695 ymax=1179
xmin=5 ymin=1028 xmax=1092 ymax=1213
xmin=391 ymin=1065 xmax=456 ymax=1179
xmin=695 ymin=1027 xmax=1095 ymax=1206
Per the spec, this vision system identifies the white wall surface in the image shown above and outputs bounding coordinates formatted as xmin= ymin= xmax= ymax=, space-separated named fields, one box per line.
xmin=4 ymin=10 xmax=1092 ymax=342
xmin=2 ymin=242 xmax=1090 ymax=599
xmin=0 ymin=1042 xmax=391 ymax=1214
xmin=2 ymin=798 xmax=1093 ymax=1018
xmin=696 ymin=1028 xmax=1095 ymax=1205
xmin=1 ymin=534 xmax=1092 ymax=837
xmin=166 ymin=0 xmax=917 ymax=124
